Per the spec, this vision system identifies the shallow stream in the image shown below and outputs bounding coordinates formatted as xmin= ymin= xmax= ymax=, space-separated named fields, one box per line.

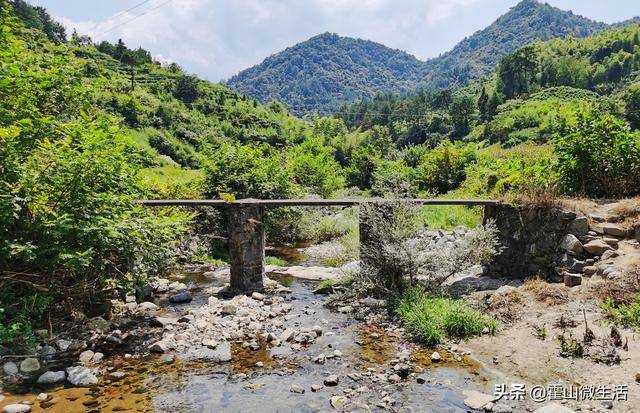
xmin=2 ymin=246 xmax=498 ymax=412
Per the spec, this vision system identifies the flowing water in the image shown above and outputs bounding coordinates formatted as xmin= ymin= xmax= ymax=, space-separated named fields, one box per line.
xmin=1 ymin=247 xmax=498 ymax=412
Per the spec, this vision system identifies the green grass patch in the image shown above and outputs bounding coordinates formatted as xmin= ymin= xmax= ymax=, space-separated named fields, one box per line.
xmin=602 ymin=295 xmax=640 ymax=329
xmin=265 ymin=256 xmax=288 ymax=266
xmin=419 ymin=205 xmax=482 ymax=230
xmin=140 ymin=166 xmax=204 ymax=198
xmin=393 ymin=289 xmax=497 ymax=346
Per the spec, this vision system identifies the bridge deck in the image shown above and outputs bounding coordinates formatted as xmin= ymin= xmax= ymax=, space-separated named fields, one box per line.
xmin=139 ymin=198 xmax=500 ymax=207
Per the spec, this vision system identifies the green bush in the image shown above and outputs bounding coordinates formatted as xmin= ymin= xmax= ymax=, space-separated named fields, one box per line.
xmin=203 ymin=141 xmax=298 ymax=199
xmin=415 ymin=141 xmax=478 ymax=194
xmin=0 ymin=20 xmax=192 ymax=345
xmin=555 ymin=114 xmax=640 ymax=198
xmin=287 ymin=137 xmax=345 ymax=197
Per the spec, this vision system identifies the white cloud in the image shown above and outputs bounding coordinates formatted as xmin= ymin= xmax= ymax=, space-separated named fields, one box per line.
xmin=57 ymin=0 xmax=481 ymax=81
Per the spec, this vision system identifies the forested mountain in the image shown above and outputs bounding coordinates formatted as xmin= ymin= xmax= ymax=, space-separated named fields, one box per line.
xmin=338 ymin=22 xmax=640 ymax=146
xmin=225 ymin=33 xmax=426 ymax=116
xmin=419 ymin=0 xmax=611 ymax=90
xmin=226 ymin=0 xmax=638 ymax=114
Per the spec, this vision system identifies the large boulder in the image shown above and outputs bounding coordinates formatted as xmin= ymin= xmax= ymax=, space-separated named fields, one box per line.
xmin=566 ymin=217 xmax=588 ymax=236
xmin=560 ymin=234 xmax=583 ymax=253
xmin=602 ymin=223 xmax=627 ymax=237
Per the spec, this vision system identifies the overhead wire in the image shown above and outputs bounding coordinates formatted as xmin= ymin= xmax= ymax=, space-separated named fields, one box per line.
xmin=95 ymin=0 xmax=175 ymax=37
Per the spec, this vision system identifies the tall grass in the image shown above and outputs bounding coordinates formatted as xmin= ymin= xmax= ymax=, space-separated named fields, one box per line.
xmin=393 ymin=289 xmax=497 ymax=346
xmin=419 ymin=205 xmax=482 ymax=230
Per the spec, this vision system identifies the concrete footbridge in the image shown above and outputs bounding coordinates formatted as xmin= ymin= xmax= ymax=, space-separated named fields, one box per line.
xmin=140 ymin=199 xmax=500 ymax=294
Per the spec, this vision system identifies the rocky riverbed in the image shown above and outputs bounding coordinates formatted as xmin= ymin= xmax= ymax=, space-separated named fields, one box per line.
xmin=0 ymin=255 xmax=508 ymax=413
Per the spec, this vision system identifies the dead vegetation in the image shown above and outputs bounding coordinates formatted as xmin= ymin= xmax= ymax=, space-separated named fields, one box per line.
xmin=522 ymin=278 xmax=569 ymax=305
xmin=486 ymin=290 xmax=523 ymax=322
xmin=609 ymin=197 xmax=640 ymax=223
xmin=588 ymin=269 xmax=640 ymax=305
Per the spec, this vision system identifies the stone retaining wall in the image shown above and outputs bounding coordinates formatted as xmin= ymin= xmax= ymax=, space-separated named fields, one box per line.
xmin=482 ymin=204 xmax=585 ymax=281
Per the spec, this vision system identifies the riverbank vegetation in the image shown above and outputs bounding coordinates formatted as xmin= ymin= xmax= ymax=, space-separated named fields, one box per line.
xmin=2 ymin=0 xmax=640 ymax=348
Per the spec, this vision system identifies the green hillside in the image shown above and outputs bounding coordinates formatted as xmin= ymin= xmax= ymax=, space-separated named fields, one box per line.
xmin=225 ymin=32 xmax=426 ymax=116
xmin=226 ymin=0 xmax=637 ymax=114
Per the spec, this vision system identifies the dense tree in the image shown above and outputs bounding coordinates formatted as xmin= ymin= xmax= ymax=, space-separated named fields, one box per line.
xmin=625 ymin=84 xmax=640 ymax=129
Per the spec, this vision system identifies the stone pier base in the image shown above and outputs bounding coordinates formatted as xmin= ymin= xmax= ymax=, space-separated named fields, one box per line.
xmin=228 ymin=204 xmax=265 ymax=293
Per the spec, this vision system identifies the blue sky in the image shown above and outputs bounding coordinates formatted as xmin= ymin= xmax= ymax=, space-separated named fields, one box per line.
xmin=31 ymin=1 xmax=640 ymax=82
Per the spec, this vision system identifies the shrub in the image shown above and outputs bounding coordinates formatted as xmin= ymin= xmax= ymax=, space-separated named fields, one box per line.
xmin=358 ymin=201 xmax=500 ymax=294
xmin=287 ymin=137 xmax=345 ymax=198
xmin=415 ymin=141 xmax=478 ymax=194
xmin=202 ymin=141 xmax=298 ymax=199
xmin=554 ymin=114 xmax=640 ymax=198
xmin=148 ymin=131 xmax=200 ymax=168
xmin=371 ymin=160 xmax=417 ymax=197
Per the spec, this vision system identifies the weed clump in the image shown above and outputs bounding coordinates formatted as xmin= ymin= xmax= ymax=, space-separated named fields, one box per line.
xmin=393 ymin=289 xmax=497 ymax=346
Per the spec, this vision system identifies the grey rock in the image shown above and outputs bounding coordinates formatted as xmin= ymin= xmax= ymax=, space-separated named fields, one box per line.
xmin=109 ymin=371 xmax=126 ymax=380
xmin=392 ymin=363 xmax=411 ymax=379
xmin=149 ymin=341 xmax=168 ymax=354
xmin=583 ymin=240 xmax=613 ymax=255
xmin=1 ymin=404 xmax=32 ymax=413
xmin=602 ymin=223 xmax=626 ymax=237
xmin=169 ymin=291 xmax=192 ymax=304
xmin=138 ymin=302 xmax=159 ymax=312
xmin=280 ymin=328 xmax=296 ymax=342
xmin=86 ymin=317 xmax=110 ymax=333
xmin=601 ymin=250 xmax=619 ymax=261
xmin=221 ymin=303 xmax=237 ymax=315
xmin=37 ymin=370 xmax=66 ymax=384
xmin=533 ymin=403 xmax=575 ymax=413
xmin=564 ymin=272 xmax=582 ymax=287
xmin=39 ymin=345 xmax=56 ymax=358
xmin=158 ymin=354 xmax=176 ymax=365
xmin=66 ymin=366 xmax=98 ymax=386
xmin=311 ymin=384 xmax=323 ymax=392
xmin=79 ymin=350 xmax=95 ymax=364
xmin=251 ymin=292 xmax=265 ymax=301
xmin=560 ymin=234 xmax=584 ymax=253
xmin=431 ymin=351 xmax=441 ymax=362
xmin=567 ymin=217 xmax=589 ymax=236
xmin=337 ymin=306 xmax=354 ymax=313
xmin=324 ymin=374 xmax=339 ymax=386
xmin=462 ymin=390 xmax=496 ymax=410
xmin=56 ymin=339 xmax=72 ymax=351
xmin=313 ymin=353 xmax=326 ymax=365
xmin=290 ymin=385 xmax=305 ymax=394
xmin=19 ymin=358 xmax=40 ymax=374
xmin=330 ymin=396 xmax=348 ymax=409
xmin=387 ymin=374 xmax=402 ymax=383
xmin=3 ymin=361 xmax=19 ymax=375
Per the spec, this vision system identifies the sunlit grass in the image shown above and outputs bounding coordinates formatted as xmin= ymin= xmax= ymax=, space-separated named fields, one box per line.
xmin=393 ymin=288 xmax=497 ymax=346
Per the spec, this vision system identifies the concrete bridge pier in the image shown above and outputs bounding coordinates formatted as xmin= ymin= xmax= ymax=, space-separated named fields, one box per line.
xmin=227 ymin=203 xmax=265 ymax=293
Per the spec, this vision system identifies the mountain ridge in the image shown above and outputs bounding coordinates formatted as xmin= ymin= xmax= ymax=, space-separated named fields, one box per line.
xmin=225 ymin=0 xmax=639 ymax=114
